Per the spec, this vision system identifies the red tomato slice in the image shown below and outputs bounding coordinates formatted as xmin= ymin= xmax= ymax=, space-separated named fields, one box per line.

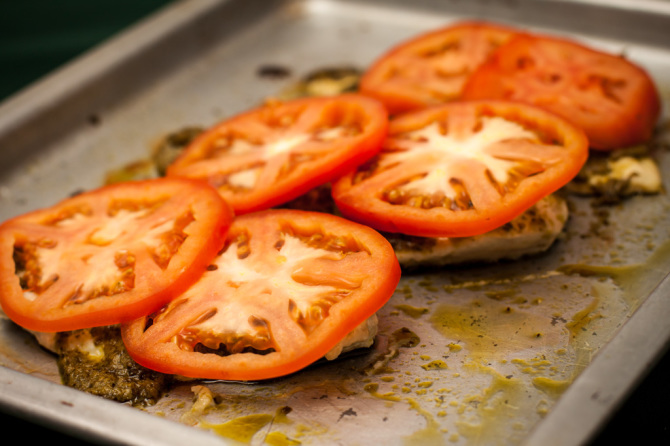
xmin=462 ymin=33 xmax=661 ymax=150
xmin=359 ymin=21 xmax=518 ymax=115
xmin=121 ymin=209 xmax=400 ymax=381
xmin=331 ymin=100 xmax=589 ymax=238
xmin=0 ymin=178 xmax=234 ymax=332
xmin=165 ymin=94 xmax=388 ymax=214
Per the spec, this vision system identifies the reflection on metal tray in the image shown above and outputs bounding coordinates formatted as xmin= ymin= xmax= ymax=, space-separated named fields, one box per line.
xmin=1 ymin=1 xmax=670 ymax=445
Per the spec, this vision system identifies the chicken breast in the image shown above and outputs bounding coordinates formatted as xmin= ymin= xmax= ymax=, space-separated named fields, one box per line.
xmin=387 ymin=194 xmax=569 ymax=269
xmin=18 ymin=314 xmax=378 ymax=404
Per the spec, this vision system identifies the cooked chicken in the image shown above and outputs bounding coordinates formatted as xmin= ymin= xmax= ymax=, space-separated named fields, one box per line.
xmin=387 ymin=194 xmax=568 ymax=269
xmin=19 ymin=314 xmax=377 ymax=404
xmin=566 ymin=146 xmax=663 ymax=203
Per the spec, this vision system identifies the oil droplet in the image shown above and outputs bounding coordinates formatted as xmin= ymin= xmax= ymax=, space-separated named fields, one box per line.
xmin=418 ymin=278 xmax=439 ymax=292
xmin=203 ymin=413 xmax=274 ymax=443
xmin=511 ymin=357 xmax=553 ymax=376
xmin=398 ymin=284 xmax=413 ymax=299
xmin=395 ymin=304 xmax=430 ymax=318
xmin=291 ymin=422 xmax=329 ymax=441
xmin=403 ymin=398 xmax=445 ymax=446
xmin=200 ymin=406 xmax=292 ymax=444
xmin=364 ymin=382 xmax=402 ymax=402
xmin=421 ymin=360 xmax=448 ymax=371
xmin=454 ymin=363 xmax=526 ymax=444
xmin=537 ymin=399 xmax=550 ymax=417
xmin=484 ymin=288 xmax=518 ymax=301
xmin=264 ymin=431 xmax=302 ymax=446
xmin=532 ymin=376 xmax=572 ymax=398
xmin=565 ymin=287 xmax=601 ymax=340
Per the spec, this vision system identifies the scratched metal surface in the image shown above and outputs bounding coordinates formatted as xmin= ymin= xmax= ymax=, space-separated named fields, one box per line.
xmin=1 ymin=1 xmax=670 ymax=445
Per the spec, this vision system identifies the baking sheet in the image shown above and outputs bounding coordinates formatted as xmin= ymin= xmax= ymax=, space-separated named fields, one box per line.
xmin=1 ymin=0 xmax=670 ymax=445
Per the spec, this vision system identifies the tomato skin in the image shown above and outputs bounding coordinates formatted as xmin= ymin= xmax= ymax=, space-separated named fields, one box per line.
xmin=0 ymin=178 xmax=234 ymax=332
xmin=462 ymin=33 xmax=661 ymax=150
xmin=359 ymin=21 xmax=518 ymax=115
xmin=331 ymin=100 xmax=589 ymax=238
xmin=121 ymin=209 xmax=400 ymax=381
xmin=165 ymin=94 xmax=388 ymax=214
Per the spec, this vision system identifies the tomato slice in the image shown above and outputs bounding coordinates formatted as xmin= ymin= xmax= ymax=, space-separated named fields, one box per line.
xmin=0 ymin=178 xmax=234 ymax=332
xmin=331 ymin=100 xmax=589 ymax=238
xmin=121 ymin=209 xmax=400 ymax=381
xmin=165 ymin=94 xmax=388 ymax=214
xmin=461 ymin=33 xmax=661 ymax=150
xmin=358 ymin=21 xmax=517 ymax=115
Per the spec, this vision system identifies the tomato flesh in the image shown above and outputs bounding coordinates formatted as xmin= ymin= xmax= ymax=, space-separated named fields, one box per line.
xmin=0 ymin=178 xmax=233 ymax=332
xmin=121 ymin=209 xmax=400 ymax=381
xmin=359 ymin=21 xmax=517 ymax=115
xmin=166 ymin=94 xmax=388 ymax=214
xmin=462 ymin=33 xmax=661 ymax=150
xmin=331 ymin=100 xmax=589 ymax=238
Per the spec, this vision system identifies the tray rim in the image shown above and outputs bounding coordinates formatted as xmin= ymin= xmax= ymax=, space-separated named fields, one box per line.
xmin=2 ymin=0 xmax=670 ymax=445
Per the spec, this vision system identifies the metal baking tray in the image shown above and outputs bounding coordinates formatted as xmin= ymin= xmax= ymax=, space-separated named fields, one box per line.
xmin=1 ymin=0 xmax=670 ymax=444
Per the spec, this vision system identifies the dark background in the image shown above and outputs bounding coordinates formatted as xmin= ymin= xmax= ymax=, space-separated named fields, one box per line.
xmin=0 ymin=0 xmax=668 ymax=444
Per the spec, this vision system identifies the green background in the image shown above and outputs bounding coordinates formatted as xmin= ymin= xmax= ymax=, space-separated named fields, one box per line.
xmin=0 ymin=0 xmax=175 ymax=101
